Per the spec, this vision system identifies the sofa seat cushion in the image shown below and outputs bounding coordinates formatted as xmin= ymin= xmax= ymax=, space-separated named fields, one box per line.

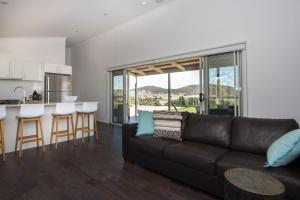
xmin=269 ymin=162 xmax=300 ymax=200
xmin=216 ymin=151 xmax=266 ymax=178
xmin=164 ymin=142 xmax=228 ymax=175
xmin=130 ymin=135 xmax=179 ymax=159
xmin=217 ymin=151 xmax=300 ymax=200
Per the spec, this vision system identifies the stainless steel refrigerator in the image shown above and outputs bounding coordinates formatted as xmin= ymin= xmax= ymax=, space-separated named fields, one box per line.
xmin=44 ymin=73 xmax=72 ymax=103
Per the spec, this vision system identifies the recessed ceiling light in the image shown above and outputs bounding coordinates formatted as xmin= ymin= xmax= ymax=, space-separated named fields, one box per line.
xmin=0 ymin=1 xmax=8 ymax=5
xmin=140 ymin=1 xmax=147 ymax=6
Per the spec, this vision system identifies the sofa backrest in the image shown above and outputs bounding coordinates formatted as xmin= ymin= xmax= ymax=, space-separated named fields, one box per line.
xmin=182 ymin=114 xmax=232 ymax=148
xmin=231 ymin=117 xmax=299 ymax=154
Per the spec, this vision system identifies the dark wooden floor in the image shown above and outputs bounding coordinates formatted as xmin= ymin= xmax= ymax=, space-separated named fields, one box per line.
xmin=0 ymin=123 xmax=218 ymax=200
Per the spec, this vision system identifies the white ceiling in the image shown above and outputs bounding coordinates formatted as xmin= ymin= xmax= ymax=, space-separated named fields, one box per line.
xmin=0 ymin=0 xmax=171 ymax=47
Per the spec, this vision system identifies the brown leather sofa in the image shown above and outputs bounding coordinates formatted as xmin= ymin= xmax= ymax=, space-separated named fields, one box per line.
xmin=122 ymin=114 xmax=300 ymax=199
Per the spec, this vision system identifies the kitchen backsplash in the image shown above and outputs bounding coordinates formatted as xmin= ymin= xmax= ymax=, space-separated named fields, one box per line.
xmin=0 ymin=80 xmax=43 ymax=100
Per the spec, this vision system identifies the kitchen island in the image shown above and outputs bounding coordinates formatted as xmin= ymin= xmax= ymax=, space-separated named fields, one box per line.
xmin=2 ymin=102 xmax=94 ymax=153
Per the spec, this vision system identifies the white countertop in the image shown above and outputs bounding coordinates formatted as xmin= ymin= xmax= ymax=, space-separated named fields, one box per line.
xmin=4 ymin=102 xmax=84 ymax=108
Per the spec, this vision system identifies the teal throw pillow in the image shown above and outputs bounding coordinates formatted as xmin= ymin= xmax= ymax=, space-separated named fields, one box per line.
xmin=136 ymin=110 xmax=154 ymax=136
xmin=265 ymin=129 xmax=300 ymax=167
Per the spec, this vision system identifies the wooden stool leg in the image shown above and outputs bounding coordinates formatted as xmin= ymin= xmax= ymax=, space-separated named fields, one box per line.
xmin=70 ymin=115 xmax=76 ymax=145
xmin=75 ymin=113 xmax=79 ymax=140
xmin=67 ymin=116 xmax=70 ymax=142
xmin=35 ymin=120 xmax=39 ymax=148
xmin=55 ymin=116 xmax=59 ymax=149
xmin=19 ymin=119 xmax=24 ymax=158
xmin=39 ymin=117 xmax=45 ymax=152
xmin=0 ymin=121 xmax=6 ymax=161
xmin=15 ymin=118 xmax=20 ymax=152
xmin=81 ymin=113 xmax=85 ymax=144
xmin=50 ymin=115 xmax=54 ymax=145
xmin=94 ymin=112 xmax=99 ymax=141
xmin=87 ymin=113 xmax=90 ymax=141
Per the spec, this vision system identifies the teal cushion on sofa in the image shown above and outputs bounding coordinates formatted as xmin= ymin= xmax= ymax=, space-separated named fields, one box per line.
xmin=136 ymin=110 xmax=154 ymax=136
xmin=265 ymin=129 xmax=300 ymax=167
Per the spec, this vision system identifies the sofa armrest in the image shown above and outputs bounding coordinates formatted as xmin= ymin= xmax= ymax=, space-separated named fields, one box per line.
xmin=122 ymin=123 xmax=138 ymax=160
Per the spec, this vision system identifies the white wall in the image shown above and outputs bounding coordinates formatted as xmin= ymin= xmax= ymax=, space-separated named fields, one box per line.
xmin=0 ymin=37 xmax=66 ymax=99
xmin=71 ymin=0 xmax=300 ymax=123
xmin=66 ymin=48 xmax=72 ymax=66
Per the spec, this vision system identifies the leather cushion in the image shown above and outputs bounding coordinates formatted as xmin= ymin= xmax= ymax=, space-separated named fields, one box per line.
xmin=270 ymin=161 xmax=300 ymax=200
xmin=164 ymin=142 xmax=228 ymax=175
xmin=217 ymin=151 xmax=300 ymax=200
xmin=231 ymin=117 xmax=299 ymax=154
xmin=216 ymin=151 xmax=266 ymax=178
xmin=129 ymin=135 xmax=179 ymax=159
xmin=183 ymin=114 xmax=232 ymax=147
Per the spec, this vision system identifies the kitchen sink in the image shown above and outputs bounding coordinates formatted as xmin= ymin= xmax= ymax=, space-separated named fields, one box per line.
xmin=0 ymin=100 xmax=21 ymax=105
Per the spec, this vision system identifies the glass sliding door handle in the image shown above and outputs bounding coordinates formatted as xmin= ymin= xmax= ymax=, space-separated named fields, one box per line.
xmin=199 ymin=93 xmax=205 ymax=102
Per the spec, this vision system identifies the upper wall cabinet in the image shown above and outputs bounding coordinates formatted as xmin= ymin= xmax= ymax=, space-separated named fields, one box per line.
xmin=10 ymin=61 xmax=23 ymax=79
xmin=0 ymin=54 xmax=13 ymax=79
xmin=22 ymin=62 xmax=43 ymax=81
xmin=0 ymin=59 xmax=10 ymax=79
xmin=44 ymin=64 xmax=72 ymax=75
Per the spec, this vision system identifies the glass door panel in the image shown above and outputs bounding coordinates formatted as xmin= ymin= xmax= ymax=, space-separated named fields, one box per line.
xmin=127 ymin=73 xmax=137 ymax=123
xmin=136 ymin=74 xmax=169 ymax=112
xmin=204 ymin=52 xmax=240 ymax=116
xmin=170 ymin=70 xmax=200 ymax=113
xmin=112 ymin=70 xmax=124 ymax=124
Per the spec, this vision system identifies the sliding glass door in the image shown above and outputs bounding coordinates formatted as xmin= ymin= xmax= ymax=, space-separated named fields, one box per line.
xmin=202 ymin=52 xmax=242 ymax=116
xmin=112 ymin=70 xmax=124 ymax=124
xmin=170 ymin=70 xmax=200 ymax=113
xmin=110 ymin=50 xmax=243 ymax=124
xmin=136 ymin=73 xmax=169 ymax=112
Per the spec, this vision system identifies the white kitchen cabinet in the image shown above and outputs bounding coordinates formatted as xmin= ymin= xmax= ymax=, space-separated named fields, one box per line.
xmin=9 ymin=61 xmax=23 ymax=79
xmin=0 ymin=54 xmax=13 ymax=60
xmin=59 ymin=65 xmax=72 ymax=75
xmin=44 ymin=63 xmax=59 ymax=74
xmin=22 ymin=62 xmax=43 ymax=81
xmin=0 ymin=59 xmax=10 ymax=78
xmin=44 ymin=63 xmax=72 ymax=75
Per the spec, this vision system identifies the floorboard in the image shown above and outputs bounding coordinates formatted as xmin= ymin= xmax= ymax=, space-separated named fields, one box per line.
xmin=0 ymin=123 xmax=218 ymax=200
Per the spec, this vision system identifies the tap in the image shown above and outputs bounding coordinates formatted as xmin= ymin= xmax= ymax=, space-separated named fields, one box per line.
xmin=14 ymin=86 xmax=26 ymax=104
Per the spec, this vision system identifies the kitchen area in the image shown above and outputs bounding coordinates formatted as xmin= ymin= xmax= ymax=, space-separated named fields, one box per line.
xmin=0 ymin=51 xmax=95 ymax=154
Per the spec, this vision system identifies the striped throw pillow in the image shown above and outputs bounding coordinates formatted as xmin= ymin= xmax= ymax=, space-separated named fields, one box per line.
xmin=153 ymin=111 xmax=185 ymax=141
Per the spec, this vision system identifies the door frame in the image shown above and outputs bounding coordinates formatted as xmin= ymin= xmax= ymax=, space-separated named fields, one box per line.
xmin=107 ymin=42 xmax=248 ymax=124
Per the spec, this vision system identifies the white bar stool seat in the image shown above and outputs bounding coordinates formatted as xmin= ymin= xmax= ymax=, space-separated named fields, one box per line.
xmin=75 ymin=102 xmax=99 ymax=143
xmin=51 ymin=103 xmax=76 ymax=149
xmin=15 ymin=104 xmax=45 ymax=158
xmin=0 ymin=105 xmax=6 ymax=161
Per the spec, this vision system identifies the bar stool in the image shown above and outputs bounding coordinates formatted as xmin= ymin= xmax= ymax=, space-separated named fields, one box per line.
xmin=75 ymin=102 xmax=99 ymax=143
xmin=0 ymin=106 xmax=6 ymax=161
xmin=15 ymin=104 xmax=45 ymax=158
xmin=50 ymin=103 xmax=76 ymax=149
